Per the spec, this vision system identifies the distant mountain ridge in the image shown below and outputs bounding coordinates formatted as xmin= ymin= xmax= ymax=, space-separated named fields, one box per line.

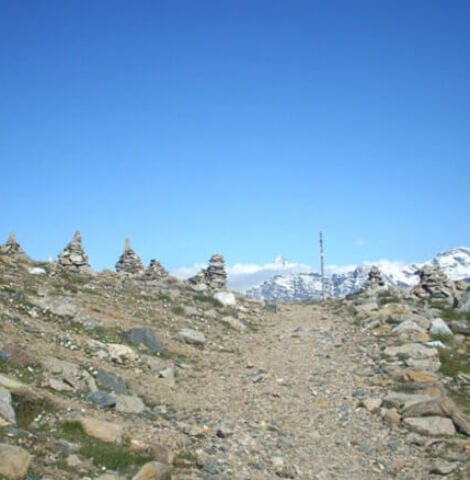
xmin=245 ymin=247 xmax=470 ymax=302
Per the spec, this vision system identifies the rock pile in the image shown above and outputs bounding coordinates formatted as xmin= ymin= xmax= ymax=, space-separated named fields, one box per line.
xmin=144 ymin=259 xmax=169 ymax=281
xmin=115 ymin=238 xmax=144 ymax=275
xmin=412 ymin=265 xmax=456 ymax=305
xmin=363 ymin=265 xmax=385 ymax=290
xmin=189 ymin=253 xmax=227 ymax=290
xmin=58 ymin=231 xmax=91 ymax=273
xmin=0 ymin=232 xmax=28 ymax=260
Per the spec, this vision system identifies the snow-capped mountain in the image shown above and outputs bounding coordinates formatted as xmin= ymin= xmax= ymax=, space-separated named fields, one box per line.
xmin=245 ymin=247 xmax=470 ymax=302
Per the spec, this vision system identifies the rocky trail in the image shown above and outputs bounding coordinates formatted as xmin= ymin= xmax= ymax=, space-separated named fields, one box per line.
xmin=0 ymin=233 xmax=468 ymax=479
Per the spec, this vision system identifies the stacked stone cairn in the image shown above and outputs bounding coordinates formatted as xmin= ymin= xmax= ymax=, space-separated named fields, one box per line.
xmin=144 ymin=259 xmax=169 ymax=281
xmin=0 ymin=232 xmax=28 ymax=261
xmin=115 ymin=238 xmax=144 ymax=275
xmin=189 ymin=253 xmax=227 ymax=290
xmin=364 ymin=265 xmax=386 ymax=290
xmin=58 ymin=231 xmax=91 ymax=273
xmin=412 ymin=265 xmax=457 ymax=306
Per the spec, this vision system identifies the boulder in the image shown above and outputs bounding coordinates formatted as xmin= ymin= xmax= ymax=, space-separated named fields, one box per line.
xmin=96 ymin=369 xmax=128 ymax=395
xmin=429 ymin=318 xmax=453 ymax=337
xmin=403 ymin=416 xmax=455 ymax=436
xmin=178 ymin=329 xmax=206 ymax=346
xmin=383 ymin=343 xmax=438 ymax=359
xmin=0 ymin=444 xmax=32 ymax=479
xmin=214 ymin=291 xmax=236 ymax=306
xmin=122 ymin=328 xmax=165 ymax=354
xmin=0 ymin=387 xmax=16 ymax=424
xmin=132 ymin=461 xmax=170 ymax=480
xmin=106 ymin=344 xmax=138 ymax=364
xmin=79 ymin=417 xmax=123 ymax=443
xmin=115 ymin=395 xmax=145 ymax=414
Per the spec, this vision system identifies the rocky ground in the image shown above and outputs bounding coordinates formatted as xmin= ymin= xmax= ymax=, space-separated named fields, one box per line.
xmin=0 ymin=253 xmax=468 ymax=479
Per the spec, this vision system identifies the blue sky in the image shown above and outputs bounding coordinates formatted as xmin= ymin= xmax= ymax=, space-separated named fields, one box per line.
xmin=1 ymin=0 xmax=469 ymax=274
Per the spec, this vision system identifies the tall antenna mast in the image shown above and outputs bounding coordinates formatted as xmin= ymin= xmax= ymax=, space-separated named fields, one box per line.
xmin=319 ymin=231 xmax=325 ymax=300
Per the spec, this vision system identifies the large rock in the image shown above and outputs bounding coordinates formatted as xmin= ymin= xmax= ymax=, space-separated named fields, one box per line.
xmin=115 ymin=238 xmax=144 ymax=274
xmin=178 ymin=329 xmax=206 ymax=346
xmin=429 ymin=318 xmax=453 ymax=337
xmin=214 ymin=291 xmax=236 ymax=307
xmin=132 ymin=461 xmax=170 ymax=480
xmin=0 ymin=444 xmax=32 ymax=479
xmin=95 ymin=369 xmax=128 ymax=395
xmin=106 ymin=344 xmax=138 ymax=364
xmin=79 ymin=417 xmax=123 ymax=443
xmin=0 ymin=388 xmax=16 ymax=424
xmin=42 ymin=358 xmax=96 ymax=393
xmin=0 ymin=233 xmax=29 ymax=261
xmin=87 ymin=390 xmax=117 ymax=409
xmin=403 ymin=416 xmax=455 ymax=436
xmin=122 ymin=328 xmax=165 ymax=354
xmin=58 ymin=231 xmax=92 ymax=273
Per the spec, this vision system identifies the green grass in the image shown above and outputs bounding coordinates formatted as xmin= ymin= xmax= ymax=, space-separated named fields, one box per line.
xmin=11 ymin=394 xmax=54 ymax=429
xmin=193 ymin=294 xmax=223 ymax=308
xmin=438 ymin=348 xmax=470 ymax=377
xmin=60 ymin=421 xmax=154 ymax=471
xmin=171 ymin=305 xmax=185 ymax=316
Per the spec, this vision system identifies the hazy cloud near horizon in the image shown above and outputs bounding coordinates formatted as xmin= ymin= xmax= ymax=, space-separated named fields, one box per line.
xmin=171 ymin=257 xmax=411 ymax=292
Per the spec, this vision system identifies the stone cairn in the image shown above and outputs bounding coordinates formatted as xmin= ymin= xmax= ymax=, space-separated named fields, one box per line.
xmin=115 ymin=238 xmax=144 ymax=275
xmin=0 ymin=232 xmax=28 ymax=260
xmin=58 ymin=231 xmax=91 ymax=273
xmin=144 ymin=259 xmax=169 ymax=281
xmin=189 ymin=253 xmax=227 ymax=290
xmin=364 ymin=265 xmax=386 ymax=290
xmin=412 ymin=265 xmax=456 ymax=305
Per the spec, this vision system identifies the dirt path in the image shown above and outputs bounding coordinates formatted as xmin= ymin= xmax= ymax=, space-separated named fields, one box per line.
xmin=177 ymin=303 xmax=432 ymax=479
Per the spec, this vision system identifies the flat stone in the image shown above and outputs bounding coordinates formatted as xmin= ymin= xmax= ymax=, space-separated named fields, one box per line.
xmin=123 ymin=327 xmax=165 ymax=353
xmin=115 ymin=395 xmax=145 ymax=414
xmin=96 ymin=369 xmax=128 ymax=395
xmin=383 ymin=393 xmax=436 ymax=410
xmin=401 ymin=370 xmax=438 ymax=383
xmin=0 ymin=387 xmax=16 ymax=424
xmin=383 ymin=343 xmax=438 ymax=359
xmin=35 ymin=296 xmax=79 ymax=317
xmin=132 ymin=461 xmax=170 ymax=480
xmin=178 ymin=328 xmax=206 ymax=346
xmin=214 ymin=291 xmax=236 ymax=306
xmin=429 ymin=461 xmax=459 ymax=475
xmin=79 ymin=417 xmax=123 ymax=443
xmin=0 ymin=444 xmax=33 ymax=479
xmin=87 ymin=390 xmax=117 ymax=409
xmin=403 ymin=416 xmax=455 ymax=436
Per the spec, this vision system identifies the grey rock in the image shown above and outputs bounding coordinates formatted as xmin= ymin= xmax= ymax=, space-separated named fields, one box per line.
xmin=403 ymin=416 xmax=456 ymax=436
xmin=0 ymin=387 xmax=16 ymax=424
xmin=178 ymin=328 xmax=206 ymax=346
xmin=429 ymin=318 xmax=453 ymax=336
xmin=96 ymin=369 xmax=128 ymax=395
xmin=144 ymin=259 xmax=169 ymax=281
xmin=115 ymin=395 xmax=145 ymax=414
xmin=189 ymin=253 xmax=227 ymax=290
xmin=413 ymin=265 xmax=457 ymax=306
xmin=122 ymin=327 xmax=165 ymax=353
xmin=383 ymin=343 xmax=438 ymax=359
xmin=43 ymin=357 xmax=97 ymax=393
xmin=429 ymin=461 xmax=458 ymax=475
xmin=87 ymin=390 xmax=117 ymax=409
xmin=383 ymin=393 xmax=437 ymax=410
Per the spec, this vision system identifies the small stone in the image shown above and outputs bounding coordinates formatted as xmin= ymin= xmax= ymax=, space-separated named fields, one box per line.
xmin=360 ymin=398 xmax=382 ymax=413
xmin=115 ymin=395 xmax=145 ymax=414
xmin=0 ymin=444 xmax=33 ymax=479
xmin=383 ymin=408 xmax=401 ymax=426
xmin=66 ymin=454 xmax=83 ymax=467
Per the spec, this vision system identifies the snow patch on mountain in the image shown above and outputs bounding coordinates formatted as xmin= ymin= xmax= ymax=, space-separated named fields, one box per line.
xmin=245 ymin=247 xmax=470 ymax=302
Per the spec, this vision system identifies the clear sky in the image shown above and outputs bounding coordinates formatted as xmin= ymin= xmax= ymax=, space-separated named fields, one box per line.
xmin=1 ymin=0 xmax=469 ymax=273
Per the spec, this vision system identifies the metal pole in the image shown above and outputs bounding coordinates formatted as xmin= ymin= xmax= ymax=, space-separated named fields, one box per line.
xmin=320 ymin=232 xmax=325 ymax=300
